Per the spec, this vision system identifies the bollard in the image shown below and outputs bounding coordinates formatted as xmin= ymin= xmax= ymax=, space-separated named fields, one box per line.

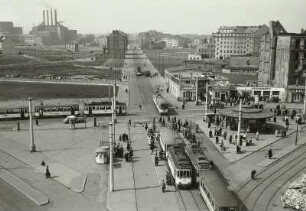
xmin=94 ymin=117 xmax=97 ymax=127
xmin=17 ymin=122 xmax=20 ymax=131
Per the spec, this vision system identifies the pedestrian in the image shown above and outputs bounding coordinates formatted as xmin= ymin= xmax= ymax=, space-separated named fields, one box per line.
xmin=139 ymin=104 xmax=142 ymax=109
xmin=119 ymin=135 xmax=122 ymax=142
xmin=255 ymin=131 xmax=259 ymax=141
xmin=155 ymin=153 xmax=159 ymax=166
xmin=127 ymin=142 xmax=131 ymax=151
xmin=215 ymin=136 xmax=219 ymax=144
xmin=251 ymin=169 xmax=256 ymax=179
xmin=45 ymin=166 xmax=51 ymax=178
xmin=162 ymin=180 xmax=166 ymax=193
xmin=145 ymin=123 xmax=148 ymax=131
xmin=229 ymin=135 xmax=233 ymax=144
xmin=41 ymin=160 xmax=46 ymax=166
xmin=223 ymin=130 xmax=227 ymax=140
xmin=150 ymin=142 xmax=154 ymax=154
xmin=209 ymin=160 xmax=214 ymax=169
xmin=236 ymin=145 xmax=240 ymax=154
xmin=273 ymin=116 xmax=276 ymax=123
xmin=209 ymin=130 xmax=213 ymax=138
xmin=268 ymin=148 xmax=273 ymax=159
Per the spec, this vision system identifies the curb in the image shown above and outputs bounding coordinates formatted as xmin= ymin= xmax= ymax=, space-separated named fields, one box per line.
xmin=0 ymin=169 xmax=49 ymax=206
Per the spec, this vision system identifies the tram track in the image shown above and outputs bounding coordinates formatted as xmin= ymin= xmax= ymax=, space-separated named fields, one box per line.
xmin=236 ymin=140 xmax=306 ymax=211
xmin=176 ymin=188 xmax=205 ymax=211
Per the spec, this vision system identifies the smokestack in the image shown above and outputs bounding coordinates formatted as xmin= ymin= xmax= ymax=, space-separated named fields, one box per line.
xmin=54 ymin=9 xmax=57 ymax=26
xmin=46 ymin=10 xmax=49 ymax=26
xmin=43 ymin=10 xmax=46 ymax=26
xmin=50 ymin=10 xmax=53 ymax=26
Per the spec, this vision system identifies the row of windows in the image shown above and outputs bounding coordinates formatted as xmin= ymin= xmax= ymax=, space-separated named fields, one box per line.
xmin=218 ymin=40 xmax=251 ymax=44
xmin=177 ymin=170 xmax=191 ymax=178
xmin=215 ymin=33 xmax=252 ymax=37
xmin=217 ymin=45 xmax=249 ymax=49
xmin=217 ymin=50 xmax=247 ymax=54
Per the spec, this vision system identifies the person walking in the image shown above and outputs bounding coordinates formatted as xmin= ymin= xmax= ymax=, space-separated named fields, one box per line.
xmin=161 ymin=180 xmax=166 ymax=193
xmin=268 ymin=148 xmax=273 ymax=159
xmin=251 ymin=169 xmax=256 ymax=179
xmin=45 ymin=166 xmax=51 ymax=178
xmin=223 ymin=130 xmax=227 ymax=140
xmin=255 ymin=131 xmax=259 ymax=141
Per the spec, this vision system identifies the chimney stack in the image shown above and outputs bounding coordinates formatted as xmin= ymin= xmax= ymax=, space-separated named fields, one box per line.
xmin=46 ymin=10 xmax=49 ymax=26
xmin=50 ymin=10 xmax=53 ymax=26
xmin=43 ymin=10 xmax=46 ymax=26
xmin=54 ymin=9 xmax=57 ymax=26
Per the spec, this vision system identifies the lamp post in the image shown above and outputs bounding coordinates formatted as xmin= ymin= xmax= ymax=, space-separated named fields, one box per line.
xmin=237 ymin=99 xmax=242 ymax=146
xmin=295 ymin=121 xmax=299 ymax=145
xmin=303 ymin=79 xmax=306 ymax=119
xmin=109 ymin=122 xmax=114 ymax=192
xmin=28 ymin=98 xmax=36 ymax=152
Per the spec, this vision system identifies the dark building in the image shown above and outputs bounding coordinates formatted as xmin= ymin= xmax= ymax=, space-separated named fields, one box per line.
xmin=107 ymin=30 xmax=128 ymax=59
xmin=0 ymin=21 xmax=23 ymax=44
xmin=139 ymin=32 xmax=152 ymax=50
xmin=258 ymin=21 xmax=306 ymax=102
xmin=30 ymin=9 xmax=77 ymax=45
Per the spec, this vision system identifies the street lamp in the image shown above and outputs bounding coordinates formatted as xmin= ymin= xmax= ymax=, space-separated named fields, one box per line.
xmin=295 ymin=121 xmax=299 ymax=145
xmin=109 ymin=122 xmax=114 ymax=192
xmin=28 ymin=98 xmax=36 ymax=152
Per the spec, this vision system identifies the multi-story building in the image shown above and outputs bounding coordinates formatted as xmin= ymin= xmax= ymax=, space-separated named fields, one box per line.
xmin=23 ymin=35 xmax=43 ymax=46
xmin=0 ymin=21 xmax=23 ymax=44
xmin=258 ymin=21 xmax=306 ymax=102
xmin=213 ymin=25 xmax=269 ymax=59
xmin=161 ymin=38 xmax=179 ymax=48
xmin=197 ymin=42 xmax=215 ymax=58
xmin=139 ymin=32 xmax=152 ymax=50
xmin=107 ymin=30 xmax=128 ymax=59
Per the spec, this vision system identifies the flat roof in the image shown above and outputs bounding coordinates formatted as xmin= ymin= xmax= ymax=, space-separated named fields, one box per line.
xmin=168 ymin=144 xmax=191 ymax=169
xmin=185 ymin=145 xmax=209 ymax=170
xmin=199 ymin=170 xmax=239 ymax=207
xmin=218 ymin=106 xmax=274 ymax=119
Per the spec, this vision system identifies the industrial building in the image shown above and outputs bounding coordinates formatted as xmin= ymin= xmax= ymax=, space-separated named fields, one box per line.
xmin=29 ymin=9 xmax=77 ymax=45
xmin=0 ymin=22 xmax=23 ymax=44
xmin=213 ymin=25 xmax=269 ymax=59
xmin=107 ymin=30 xmax=128 ymax=59
xmin=258 ymin=21 xmax=306 ymax=102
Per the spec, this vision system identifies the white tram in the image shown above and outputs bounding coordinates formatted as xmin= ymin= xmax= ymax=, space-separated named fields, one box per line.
xmin=167 ymin=144 xmax=192 ymax=188
xmin=199 ymin=170 xmax=239 ymax=211
xmin=185 ymin=144 xmax=210 ymax=186
xmin=153 ymin=93 xmax=169 ymax=115
xmin=34 ymin=104 xmax=79 ymax=118
xmin=84 ymin=101 xmax=126 ymax=116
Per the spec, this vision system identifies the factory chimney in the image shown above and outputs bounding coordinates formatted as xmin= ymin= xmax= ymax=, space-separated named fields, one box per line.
xmin=50 ymin=10 xmax=53 ymax=26
xmin=43 ymin=10 xmax=46 ymax=26
xmin=46 ymin=10 xmax=49 ymax=26
xmin=54 ymin=9 xmax=57 ymax=26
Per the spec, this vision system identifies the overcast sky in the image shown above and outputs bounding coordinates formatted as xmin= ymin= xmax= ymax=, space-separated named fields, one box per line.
xmin=0 ymin=0 xmax=305 ymax=35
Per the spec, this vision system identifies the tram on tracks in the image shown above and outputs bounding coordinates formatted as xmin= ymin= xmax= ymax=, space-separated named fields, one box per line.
xmin=83 ymin=101 xmax=126 ymax=116
xmin=185 ymin=144 xmax=210 ymax=186
xmin=159 ymin=128 xmax=183 ymax=153
xmin=167 ymin=144 xmax=192 ymax=188
xmin=153 ymin=93 xmax=169 ymax=115
xmin=34 ymin=104 xmax=79 ymax=117
xmin=0 ymin=107 xmax=29 ymax=119
xmin=199 ymin=170 xmax=239 ymax=211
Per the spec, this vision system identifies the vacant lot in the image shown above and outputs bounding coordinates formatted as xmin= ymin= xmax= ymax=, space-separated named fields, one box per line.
xmin=0 ymin=82 xmax=116 ymax=100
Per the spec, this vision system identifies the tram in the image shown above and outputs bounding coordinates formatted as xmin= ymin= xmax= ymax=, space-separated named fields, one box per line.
xmin=159 ymin=128 xmax=183 ymax=153
xmin=34 ymin=104 xmax=79 ymax=118
xmin=199 ymin=170 xmax=239 ymax=211
xmin=185 ymin=144 xmax=210 ymax=186
xmin=167 ymin=144 xmax=192 ymax=188
xmin=0 ymin=107 xmax=29 ymax=119
xmin=83 ymin=101 xmax=126 ymax=116
xmin=153 ymin=93 xmax=168 ymax=115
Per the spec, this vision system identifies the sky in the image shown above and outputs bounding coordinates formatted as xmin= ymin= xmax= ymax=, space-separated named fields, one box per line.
xmin=0 ymin=0 xmax=305 ymax=35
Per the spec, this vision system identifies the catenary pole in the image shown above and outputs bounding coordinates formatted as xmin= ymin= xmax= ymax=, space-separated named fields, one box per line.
xmin=28 ymin=98 xmax=36 ymax=152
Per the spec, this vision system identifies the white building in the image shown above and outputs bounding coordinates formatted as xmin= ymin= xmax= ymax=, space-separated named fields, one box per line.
xmin=213 ymin=25 xmax=269 ymax=59
xmin=188 ymin=54 xmax=202 ymax=61
xmin=161 ymin=38 xmax=179 ymax=48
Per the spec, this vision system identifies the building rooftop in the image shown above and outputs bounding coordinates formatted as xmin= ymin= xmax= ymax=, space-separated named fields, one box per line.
xmin=219 ymin=105 xmax=274 ymax=119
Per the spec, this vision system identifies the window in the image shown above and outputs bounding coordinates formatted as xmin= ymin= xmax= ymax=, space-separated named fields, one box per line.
xmin=272 ymin=91 xmax=279 ymax=95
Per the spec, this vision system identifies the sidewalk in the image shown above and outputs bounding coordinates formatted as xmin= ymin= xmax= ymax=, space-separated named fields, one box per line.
xmin=107 ymin=122 xmax=181 ymax=211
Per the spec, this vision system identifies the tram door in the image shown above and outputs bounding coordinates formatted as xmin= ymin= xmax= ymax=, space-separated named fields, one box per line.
xmin=88 ymin=107 xmax=92 ymax=115
xmin=119 ymin=106 xmax=122 ymax=114
xmin=20 ymin=109 xmax=25 ymax=118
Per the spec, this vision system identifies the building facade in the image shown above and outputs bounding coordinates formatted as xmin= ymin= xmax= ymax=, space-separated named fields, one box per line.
xmin=107 ymin=30 xmax=128 ymax=59
xmin=161 ymin=38 xmax=179 ymax=48
xmin=213 ymin=25 xmax=269 ymax=59
xmin=139 ymin=32 xmax=152 ymax=49
xmin=0 ymin=36 xmax=15 ymax=54
xmin=197 ymin=42 xmax=215 ymax=58
xmin=0 ymin=21 xmax=23 ymax=44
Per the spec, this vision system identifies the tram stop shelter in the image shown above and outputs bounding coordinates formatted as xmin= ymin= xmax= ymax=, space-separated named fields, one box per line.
xmin=218 ymin=105 xmax=274 ymax=133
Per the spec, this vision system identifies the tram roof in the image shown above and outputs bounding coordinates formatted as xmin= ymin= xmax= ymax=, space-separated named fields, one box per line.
xmin=168 ymin=145 xmax=191 ymax=169
xmin=185 ymin=145 xmax=209 ymax=170
xmin=218 ymin=106 xmax=274 ymax=119
xmin=34 ymin=104 xmax=79 ymax=108
xmin=160 ymin=128 xmax=183 ymax=146
xmin=85 ymin=101 xmax=126 ymax=106
xmin=199 ymin=170 xmax=238 ymax=207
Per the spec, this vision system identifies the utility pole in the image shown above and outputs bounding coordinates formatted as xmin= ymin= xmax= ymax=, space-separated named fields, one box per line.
xmin=295 ymin=122 xmax=299 ymax=145
xmin=109 ymin=122 xmax=114 ymax=192
xmin=204 ymin=80 xmax=209 ymax=121
xmin=237 ymin=99 xmax=242 ymax=146
xmin=303 ymin=79 xmax=306 ymax=118
xmin=195 ymin=74 xmax=198 ymax=104
xmin=28 ymin=98 xmax=36 ymax=152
